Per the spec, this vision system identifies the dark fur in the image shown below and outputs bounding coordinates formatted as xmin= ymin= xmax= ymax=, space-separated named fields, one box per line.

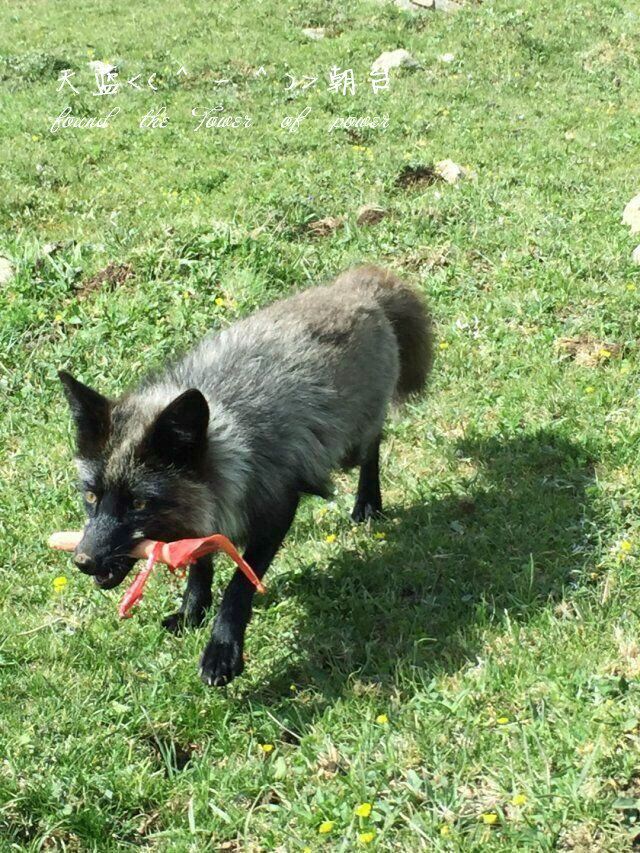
xmin=59 ymin=265 xmax=433 ymax=685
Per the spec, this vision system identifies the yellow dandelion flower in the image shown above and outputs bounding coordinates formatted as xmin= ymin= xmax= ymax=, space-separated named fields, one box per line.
xmin=260 ymin=743 xmax=274 ymax=753
xmin=54 ymin=313 xmax=64 ymax=323
xmin=325 ymin=534 xmax=337 ymax=543
xmin=373 ymin=532 xmax=386 ymax=540
xmin=440 ymin=824 xmax=451 ymax=836
xmin=598 ymin=348 xmax=612 ymax=359
xmin=585 ymin=386 xmax=595 ymax=394
xmin=620 ymin=540 xmax=633 ymax=553
xmin=375 ymin=713 xmax=389 ymax=725
xmin=511 ymin=793 xmax=527 ymax=806
xmin=439 ymin=342 xmax=450 ymax=350
xmin=215 ymin=297 xmax=226 ymax=307
xmin=497 ymin=716 xmax=509 ymax=725
xmin=53 ymin=576 xmax=68 ymax=592
xmin=481 ymin=813 xmax=498 ymax=825
xmin=318 ymin=820 xmax=334 ymax=834
xmin=355 ymin=802 xmax=372 ymax=818
xmin=627 ymin=283 xmax=636 ymax=291
xmin=359 ymin=831 xmax=375 ymax=843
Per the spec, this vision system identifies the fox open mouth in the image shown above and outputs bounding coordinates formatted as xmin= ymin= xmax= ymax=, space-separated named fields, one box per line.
xmin=92 ymin=559 xmax=136 ymax=590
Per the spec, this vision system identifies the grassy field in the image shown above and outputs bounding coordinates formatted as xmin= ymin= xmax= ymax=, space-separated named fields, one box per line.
xmin=2 ymin=0 xmax=640 ymax=848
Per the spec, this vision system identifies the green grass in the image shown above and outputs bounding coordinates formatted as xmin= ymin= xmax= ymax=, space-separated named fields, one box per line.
xmin=2 ymin=0 xmax=640 ymax=848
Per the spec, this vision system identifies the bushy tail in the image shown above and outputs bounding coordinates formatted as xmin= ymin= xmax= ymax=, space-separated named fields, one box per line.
xmin=334 ymin=264 xmax=434 ymax=401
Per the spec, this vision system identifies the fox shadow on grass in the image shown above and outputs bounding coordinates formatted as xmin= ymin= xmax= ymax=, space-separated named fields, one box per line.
xmin=246 ymin=428 xmax=599 ymax=707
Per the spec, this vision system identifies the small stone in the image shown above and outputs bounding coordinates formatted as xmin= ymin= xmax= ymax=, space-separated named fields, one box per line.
xmin=43 ymin=241 xmax=64 ymax=256
xmin=632 ymin=245 xmax=640 ymax=265
xmin=0 ymin=257 xmax=14 ymax=285
xmin=435 ymin=159 xmax=466 ymax=184
xmin=371 ymin=49 xmax=418 ymax=75
xmin=302 ymin=27 xmax=326 ymax=40
xmin=356 ymin=204 xmax=387 ymax=226
xmin=623 ymin=193 xmax=640 ymax=235
xmin=394 ymin=0 xmax=433 ymax=8
xmin=394 ymin=0 xmax=460 ymax=10
xmin=439 ymin=53 xmax=456 ymax=63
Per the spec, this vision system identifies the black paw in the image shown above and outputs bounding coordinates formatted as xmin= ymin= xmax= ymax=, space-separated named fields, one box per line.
xmin=351 ymin=499 xmax=383 ymax=523
xmin=161 ymin=607 xmax=206 ymax=635
xmin=199 ymin=638 xmax=244 ymax=687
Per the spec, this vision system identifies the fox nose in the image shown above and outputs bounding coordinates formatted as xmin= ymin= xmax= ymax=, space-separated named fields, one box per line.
xmin=74 ymin=551 xmax=98 ymax=574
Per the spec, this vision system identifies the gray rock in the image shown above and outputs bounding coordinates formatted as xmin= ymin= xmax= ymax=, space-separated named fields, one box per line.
xmin=43 ymin=241 xmax=64 ymax=256
xmin=371 ymin=49 xmax=418 ymax=74
xmin=394 ymin=0 xmax=430 ymax=8
xmin=394 ymin=0 xmax=461 ymax=11
xmin=435 ymin=0 xmax=462 ymax=12
xmin=435 ymin=159 xmax=466 ymax=184
xmin=0 ymin=256 xmax=13 ymax=285
xmin=302 ymin=27 xmax=326 ymax=40
xmin=623 ymin=193 xmax=640 ymax=235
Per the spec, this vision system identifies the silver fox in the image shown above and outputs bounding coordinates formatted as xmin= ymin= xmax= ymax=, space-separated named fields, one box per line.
xmin=59 ymin=265 xmax=433 ymax=686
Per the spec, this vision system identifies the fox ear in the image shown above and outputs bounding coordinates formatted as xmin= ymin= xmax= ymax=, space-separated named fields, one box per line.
xmin=58 ymin=370 xmax=112 ymax=458
xmin=144 ymin=389 xmax=209 ymax=469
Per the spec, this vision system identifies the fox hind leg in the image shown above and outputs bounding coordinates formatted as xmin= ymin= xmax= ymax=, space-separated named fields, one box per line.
xmin=351 ymin=435 xmax=383 ymax=522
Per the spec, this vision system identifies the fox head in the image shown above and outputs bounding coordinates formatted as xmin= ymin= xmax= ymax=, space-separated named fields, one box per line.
xmin=59 ymin=371 xmax=211 ymax=589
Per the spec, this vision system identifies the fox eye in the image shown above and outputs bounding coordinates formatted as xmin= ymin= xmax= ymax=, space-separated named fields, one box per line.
xmin=85 ymin=490 xmax=97 ymax=504
xmin=133 ymin=498 xmax=147 ymax=512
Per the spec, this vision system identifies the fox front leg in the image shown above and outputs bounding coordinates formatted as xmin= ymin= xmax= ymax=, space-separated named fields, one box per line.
xmin=162 ymin=555 xmax=213 ymax=634
xmin=199 ymin=495 xmax=299 ymax=687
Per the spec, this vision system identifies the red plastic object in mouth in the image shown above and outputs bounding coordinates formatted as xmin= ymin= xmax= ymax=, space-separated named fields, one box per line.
xmin=48 ymin=531 xmax=265 ymax=618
